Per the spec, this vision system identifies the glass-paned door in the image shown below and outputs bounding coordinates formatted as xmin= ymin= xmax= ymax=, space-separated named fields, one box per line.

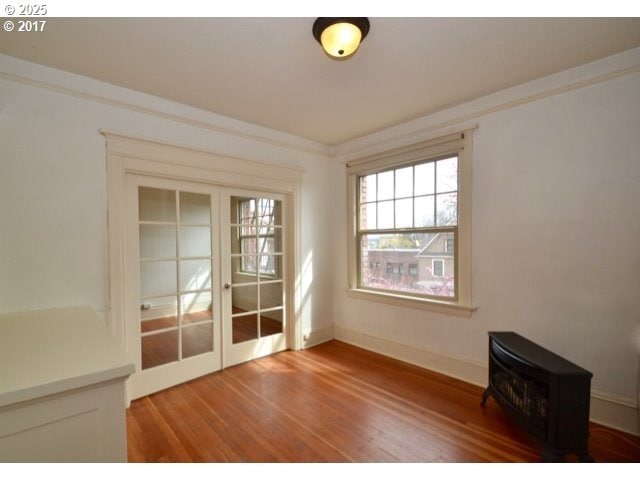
xmin=126 ymin=176 xmax=221 ymax=399
xmin=222 ymin=193 xmax=287 ymax=367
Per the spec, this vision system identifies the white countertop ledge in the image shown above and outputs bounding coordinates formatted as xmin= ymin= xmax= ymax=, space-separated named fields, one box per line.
xmin=0 ymin=305 xmax=135 ymax=408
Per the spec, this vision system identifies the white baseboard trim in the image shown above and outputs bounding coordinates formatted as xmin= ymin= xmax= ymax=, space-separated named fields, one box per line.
xmin=590 ymin=392 xmax=640 ymax=437
xmin=302 ymin=326 xmax=335 ymax=349
xmin=334 ymin=326 xmax=487 ymax=386
xmin=334 ymin=325 xmax=639 ymax=437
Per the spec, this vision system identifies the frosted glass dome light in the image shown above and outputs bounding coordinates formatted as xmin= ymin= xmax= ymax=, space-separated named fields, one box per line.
xmin=313 ymin=18 xmax=370 ymax=60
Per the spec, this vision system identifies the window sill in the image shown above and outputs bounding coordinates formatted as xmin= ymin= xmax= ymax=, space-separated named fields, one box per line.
xmin=345 ymin=288 xmax=476 ymax=318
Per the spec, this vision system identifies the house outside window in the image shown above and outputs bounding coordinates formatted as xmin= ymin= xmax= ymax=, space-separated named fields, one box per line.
xmin=346 ymin=130 xmax=473 ymax=313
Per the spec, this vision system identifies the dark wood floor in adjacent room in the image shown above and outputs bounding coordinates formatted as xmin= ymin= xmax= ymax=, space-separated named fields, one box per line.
xmin=126 ymin=340 xmax=640 ymax=462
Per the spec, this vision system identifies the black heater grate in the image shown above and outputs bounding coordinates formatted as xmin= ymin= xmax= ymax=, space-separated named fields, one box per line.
xmin=481 ymin=332 xmax=593 ymax=462
xmin=492 ymin=369 xmax=548 ymax=434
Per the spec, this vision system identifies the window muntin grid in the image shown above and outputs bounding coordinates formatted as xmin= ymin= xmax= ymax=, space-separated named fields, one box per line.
xmin=357 ymin=156 xmax=458 ymax=300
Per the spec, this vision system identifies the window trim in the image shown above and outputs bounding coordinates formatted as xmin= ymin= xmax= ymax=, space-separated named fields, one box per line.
xmin=346 ymin=129 xmax=475 ymax=317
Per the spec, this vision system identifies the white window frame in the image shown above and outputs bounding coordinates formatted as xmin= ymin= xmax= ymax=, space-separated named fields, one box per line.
xmin=346 ymin=129 xmax=475 ymax=317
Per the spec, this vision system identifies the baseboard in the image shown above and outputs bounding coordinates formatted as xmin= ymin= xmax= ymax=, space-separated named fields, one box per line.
xmin=334 ymin=326 xmax=487 ymax=387
xmin=334 ymin=325 xmax=640 ymax=437
xmin=302 ymin=326 xmax=335 ymax=349
xmin=590 ymin=392 xmax=640 ymax=437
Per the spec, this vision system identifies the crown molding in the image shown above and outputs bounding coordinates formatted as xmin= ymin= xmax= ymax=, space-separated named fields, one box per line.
xmin=333 ymin=46 xmax=640 ymax=163
xmin=2 ymin=47 xmax=639 ymax=163
xmin=0 ymin=54 xmax=332 ymax=158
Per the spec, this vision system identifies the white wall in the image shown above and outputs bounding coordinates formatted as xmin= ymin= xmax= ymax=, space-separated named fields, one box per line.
xmin=0 ymin=54 xmax=334 ymax=339
xmin=331 ymin=49 xmax=640 ymax=433
xmin=2 ymin=48 xmax=639 ymax=434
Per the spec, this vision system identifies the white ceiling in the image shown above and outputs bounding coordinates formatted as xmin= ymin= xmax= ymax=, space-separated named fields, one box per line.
xmin=2 ymin=17 xmax=640 ymax=145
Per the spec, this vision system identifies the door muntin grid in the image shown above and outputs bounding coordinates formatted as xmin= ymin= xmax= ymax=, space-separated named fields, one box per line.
xmin=230 ymin=196 xmax=284 ymax=344
xmin=138 ymin=187 xmax=215 ymax=370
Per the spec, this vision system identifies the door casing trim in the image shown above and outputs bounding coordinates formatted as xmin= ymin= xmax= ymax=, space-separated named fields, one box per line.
xmin=104 ymin=132 xmax=304 ymax=399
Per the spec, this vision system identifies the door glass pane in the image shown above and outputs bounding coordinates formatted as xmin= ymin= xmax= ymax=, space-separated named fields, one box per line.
xmin=180 ymin=192 xmax=211 ymax=224
xmin=140 ymin=296 xmax=178 ymax=333
xmin=258 ymin=254 xmax=278 ymax=276
xmin=182 ymin=323 xmax=213 ymax=359
xmin=261 ymin=309 xmax=283 ymax=338
xmin=241 ymin=237 xmax=257 ymax=256
xmin=139 ymin=225 xmax=176 ymax=258
xmin=181 ymin=292 xmax=213 ymax=325
xmin=180 ymin=259 xmax=212 ymax=292
xmin=237 ymin=198 xmax=257 ymax=227
xmin=141 ymin=329 xmax=179 ymax=370
xmin=241 ymin=254 xmax=258 ymax=274
xmin=257 ymin=198 xmax=276 ymax=226
xmin=232 ymin=313 xmax=258 ymax=344
xmin=257 ymin=236 xmax=275 ymax=255
xmin=230 ymin=227 xmax=243 ymax=254
xmin=260 ymin=282 xmax=283 ymax=309
xmin=180 ymin=226 xmax=211 ymax=257
xmin=139 ymin=187 xmax=176 ymax=222
xmin=140 ymin=260 xmax=176 ymax=297
xmin=232 ymin=284 xmax=257 ymax=314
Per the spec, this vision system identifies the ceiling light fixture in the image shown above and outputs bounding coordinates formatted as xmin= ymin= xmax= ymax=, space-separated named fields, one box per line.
xmin=312 ymin=18 xmax=370 ymax=59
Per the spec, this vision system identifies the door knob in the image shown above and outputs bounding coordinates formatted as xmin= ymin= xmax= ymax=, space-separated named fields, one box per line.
xmin=224 ymin=282 xmax=232 ymax=290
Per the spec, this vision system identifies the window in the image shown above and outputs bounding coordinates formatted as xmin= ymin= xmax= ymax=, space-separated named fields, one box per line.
xmin=385 ymin=262 xmax=404 ymax=275
xmin=432 ymin=259 xmax=444 ymax=277
xmin=445 ymin=237 xmax=455 ymax=253
xmin=238 ymin=198 xmax=278 ymax=276
xmin=346 ymin=130 xmax=473 ymax=313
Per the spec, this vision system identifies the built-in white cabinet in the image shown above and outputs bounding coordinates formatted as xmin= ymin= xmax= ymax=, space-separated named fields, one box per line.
xmin=0 ymin=306 xmax=134 ymax=462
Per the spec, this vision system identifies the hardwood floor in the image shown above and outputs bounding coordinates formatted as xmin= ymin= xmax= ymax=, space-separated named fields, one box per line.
xmin=127 ymin=340 xmax=640 ymax=462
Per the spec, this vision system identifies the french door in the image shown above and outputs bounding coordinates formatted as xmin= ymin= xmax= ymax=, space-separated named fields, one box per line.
xmin=125 ymin=176 xmax=288 ymax=399
xmin=222 ymin=191 xmax=287 ymax=367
